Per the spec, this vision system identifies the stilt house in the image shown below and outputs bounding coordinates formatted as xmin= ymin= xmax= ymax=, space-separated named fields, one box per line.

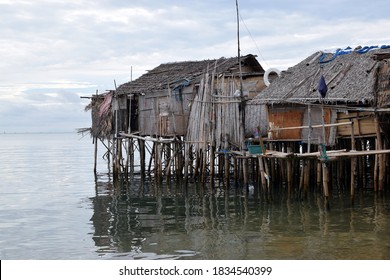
xmin=247 ymin=45 xmax=390 ymax=146
xmin=115 ymin=54 xmax=266 ymax=138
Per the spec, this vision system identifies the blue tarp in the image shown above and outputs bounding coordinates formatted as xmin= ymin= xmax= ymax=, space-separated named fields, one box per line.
xmin=319 ymin=45 xmax=390 ymax=64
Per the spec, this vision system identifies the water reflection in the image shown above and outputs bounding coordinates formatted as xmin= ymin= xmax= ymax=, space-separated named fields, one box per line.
xmin=89 ymin=175 xmax=390 ymax=259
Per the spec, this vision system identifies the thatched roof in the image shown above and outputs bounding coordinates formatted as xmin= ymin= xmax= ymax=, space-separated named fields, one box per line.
xmin=85 ymin=91 xmax=113 ymax=139
xmin=117 ymin=54 xmax=264 ymax=95
xmin=250 ymin=46 xmax=390 ymax=106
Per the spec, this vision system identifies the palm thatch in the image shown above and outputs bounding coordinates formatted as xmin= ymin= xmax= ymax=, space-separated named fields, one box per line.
xmin=85 ymin=91 xmax=113 ymax=139
xmin=116 ymin=54 xmax=264 ymax=95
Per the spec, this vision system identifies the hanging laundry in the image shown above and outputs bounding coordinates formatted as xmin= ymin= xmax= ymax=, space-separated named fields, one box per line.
xmin=318 ymin=75 xmax=327 ymax=98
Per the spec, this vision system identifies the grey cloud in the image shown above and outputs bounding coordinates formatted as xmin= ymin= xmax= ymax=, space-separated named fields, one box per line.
xmin=1 ymin=0 xmax=390 ymax=132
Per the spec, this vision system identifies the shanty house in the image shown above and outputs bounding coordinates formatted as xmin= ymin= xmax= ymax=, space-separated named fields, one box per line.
xmin=116 ymin=54 xmax=266 ymax=137
xmin=247 ymin=45 xmax=390 ymax=146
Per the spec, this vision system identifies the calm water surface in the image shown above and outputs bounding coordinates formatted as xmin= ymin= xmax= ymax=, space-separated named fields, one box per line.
xmin=0 ymin=133 xmax=389 ymax=259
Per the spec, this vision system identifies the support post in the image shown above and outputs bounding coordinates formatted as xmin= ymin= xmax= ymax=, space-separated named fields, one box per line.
xmin=350 ymin=120 xmax=357 ymax=203
xmin=93 ymin=137 xmax=98 ymax=173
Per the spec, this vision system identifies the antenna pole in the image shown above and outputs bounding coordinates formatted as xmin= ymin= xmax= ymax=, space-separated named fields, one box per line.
xmin=236 ymin=0 xmax=246 ymax=150
xmin=236 ymin=0 xmax=243 ymax=93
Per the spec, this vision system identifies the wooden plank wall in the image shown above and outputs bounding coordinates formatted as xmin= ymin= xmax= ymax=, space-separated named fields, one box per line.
xmin=138 ymin=87 xmax=192 ymax=136
xmin=337 ymin=112 xmax=376 ymax=137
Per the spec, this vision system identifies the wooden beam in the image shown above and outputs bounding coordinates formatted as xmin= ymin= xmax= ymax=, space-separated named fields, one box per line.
xmin=269 ymin=121 xmax=352 ymax=132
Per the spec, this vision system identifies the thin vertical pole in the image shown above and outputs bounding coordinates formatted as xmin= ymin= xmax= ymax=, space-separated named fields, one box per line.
xmin=236 ymin=0 xmax=246 ymax=151
xmin=350 ymin=120 xmax=357 ymax=203
xmin=93 ymin=137 xmax=98 ymax=173
xmin=286 ymin=146 xmax=293 ymax=195
xmin=375 ymin=115 xmax=384 ymax=191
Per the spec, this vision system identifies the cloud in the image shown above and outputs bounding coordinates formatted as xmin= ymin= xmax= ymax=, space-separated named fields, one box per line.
xmin=1 ymin=0 xmax=390 ymax=132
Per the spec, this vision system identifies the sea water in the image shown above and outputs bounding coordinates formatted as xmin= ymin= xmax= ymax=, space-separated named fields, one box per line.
xmin=0 ymin=133 xmax=389 ymax=259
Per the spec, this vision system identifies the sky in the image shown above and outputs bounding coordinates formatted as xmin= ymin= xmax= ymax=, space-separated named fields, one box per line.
xmin=1 ymin=0 xmax=390 ymax=133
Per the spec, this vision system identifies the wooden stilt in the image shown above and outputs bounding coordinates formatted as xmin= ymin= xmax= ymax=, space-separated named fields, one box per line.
xmin=107 ymin=139 xmax=111 ymax=175
xmin=359 ymin=140 xmax=366 ymax=189
xmin=233 ymin=156 xmax=238 ymax=191
xmin=269 ymin=143 xmax=276 ymax=185
xmin=201 ymin=147 xmax=207 ymax=183
xmin=93 ymin=137 xmax=98 ymax=173
xmin=138 ymin=139 xmax=146 ymax=183
xmin=299 ymin=159 xmax=304 ymax=195
xmin=174 ymin=140 xmax=181 ymax=181
xmin=157 ymin=142 xmax=163 ymax=184
xmin=243 ymin=158 xmax=248 ymax=187
xmin=183 ymin=143 xmax=190 ymax=185
xmin=322 ymin=161 xmax=329 ymax=198
xmin=166 ymin=143 xmax=171 ymax=182
xmin=258 ymin=155 xmax=267 ymax=194
xmin=350 ymin=121 xmax=357 ymax=203
xmin=374 ymin=141 xmax=378 ymax=192
xmin=375 ymin=116 xmax=384 ymax=191
xmin=113 ymin=137 xmax=122 ymax=178
xmin=224 ymin=134 xmax=230 ymax=188
xmin=148 ymin=143 xmax=155 ymax=178
xmin=194 ymin=150 xmax=200 ymax=179
xmin=130 ymin=138 xmax=134 ymax=179
xmin=303 ymin=160 xmax=310 ymax=199
xmin=318 ymin=141 xmax=330 ymax=200
xmin=286 ymin=147 xmax=293 ymax=194
xmin=210 ymin=145 xmax=215 ymax=182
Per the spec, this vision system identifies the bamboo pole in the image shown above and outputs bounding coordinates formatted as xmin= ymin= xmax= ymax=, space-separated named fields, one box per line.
xmin=201 ymin=147 xmax=208 ymax=183
xmin=286 ymin=146 xmax=293 ymax=194
xmin=258 ymin=155 xmax=267 ymax=195
xmin=263 ymin=156 xmax=271 ymax=199
xmin=361 ymin=139 xmax=366 ymax=188
xmin=120 ymin=132 xmax=175 ymax=144
xmin=130 ymin=139 xmax=134 ymax=178
xmin=303 ymin=159 xmax=310 ymax=199
xmin=375 ymin=116 xmax=384 ymax=191
xmin=148 ymin=142 xmax=155 ymax=178
xmin=269 ymin=121 xmax=352 ymax=132
xmin=224 ymin=133 xmax=230 ymax=188
xmin=210 ymin=145 xmax=215 ymax=182
xmin=243 ymin=158 xmax=248 ymax=187
xmin=303 ymin=104 xmax=312 ymax=198
xmin=107 ymin=139 xmax=111 ymax=175
xmin=194 ymin=150 xmax=200 ymax=179
xmin=166 ymin=143 xmax=171 ymax=182
xmin=183 ymin=143 xmax=190 ymax=185
xmin=321 ymin=152 xmax=330 ymax=199
xmin=299 ymin=159 xmax=305 ymax=195
xmin=138 ymin=139 xmax=144 ymax=183
xmin=176 ymin=140 xmax=183 ymax=181
xmin=93 ymin=137 xmax=98 ymax=173
xmin=350 ymin=121 xmax=357 ymax=203
xmin=320 ymin=100 xmax=330 ymax=203
xmin=233 ymin=156 xmax=238 ymax=191
xmin=157 ymin=142 xmax=163 ymax=184
xmin=317 ymin=158 xmax=322 ymax=190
